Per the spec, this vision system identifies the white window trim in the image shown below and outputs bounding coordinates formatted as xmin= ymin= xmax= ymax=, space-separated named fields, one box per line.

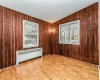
xmin=23 ymin=20 xmax=39 ymax=48
xmin=59 ymin=20 xmax=80 ymax=45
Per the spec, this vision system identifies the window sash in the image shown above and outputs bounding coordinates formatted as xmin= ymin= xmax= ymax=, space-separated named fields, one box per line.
xmin=59 ymin=20 xmax=80 ymax=45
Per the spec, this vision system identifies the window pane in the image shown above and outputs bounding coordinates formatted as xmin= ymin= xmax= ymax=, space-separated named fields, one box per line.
xmin=60 ymin=24 xmax=70 ymax=42
xmin=74 ymin=30 xmax=79 ymax=41
xmin=65 ymin=31 xmax=70 ymax=41
xmin=60 ymin=31 xmax=65 ymax=42
xmin=70 ymin=22 xmax=79 ymax=42
xmin=70 ymin=31 xmax=74 ymax=40
xmin=60 ymin=24 xmax=69 ymax=31
xmin=70 ymin=22 xmax=78 ymax=31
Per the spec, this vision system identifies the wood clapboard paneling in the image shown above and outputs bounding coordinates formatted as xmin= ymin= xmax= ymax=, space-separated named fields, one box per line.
xmin=52 ymin=3 xmax=98 ymax=64
xmin=0 ymin=5 xmax=52 ymax=68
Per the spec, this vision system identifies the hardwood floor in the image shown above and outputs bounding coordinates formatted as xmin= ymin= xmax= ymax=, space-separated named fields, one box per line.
xmin=0 ymin=54 xmax=99 ymax=80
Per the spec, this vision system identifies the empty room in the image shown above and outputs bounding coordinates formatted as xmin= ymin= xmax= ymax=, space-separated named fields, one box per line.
xmin=0 ymin=0 xmax=99 ymax=80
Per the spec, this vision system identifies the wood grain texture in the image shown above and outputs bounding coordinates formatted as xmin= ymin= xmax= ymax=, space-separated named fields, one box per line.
xmin=0 ymin=54 xmax=98 ymax=80
xmin=52 ymin=3 xmax=98 ymax=64
xmin=0 ymin=5 xmax=3 ymax=68
xmin=0 ymin=2 xmax=98 ymax=69
xmin=0 ymin=5 xmax=52 ymax=69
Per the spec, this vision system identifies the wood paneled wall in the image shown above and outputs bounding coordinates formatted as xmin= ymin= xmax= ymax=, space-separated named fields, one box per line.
xmin=0 ymin=6 xmax=52 ymax=68
xmin=0 ymin=2 xmax=98 ymax=69
xmin=52 ymin=3 xmax=98 ymax=64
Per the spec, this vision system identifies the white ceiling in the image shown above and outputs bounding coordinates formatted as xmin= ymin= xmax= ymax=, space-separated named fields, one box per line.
xmin=0 ymin=0 xmax=98 ymax=23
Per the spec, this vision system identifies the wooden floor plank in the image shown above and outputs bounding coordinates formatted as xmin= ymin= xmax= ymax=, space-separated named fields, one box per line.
xmin=0 ymin=54 xmax=99 ymax=80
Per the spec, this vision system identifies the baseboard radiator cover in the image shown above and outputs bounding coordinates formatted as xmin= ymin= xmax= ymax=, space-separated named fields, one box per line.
xmin=16 ymin=48 xmax=43 ymax=65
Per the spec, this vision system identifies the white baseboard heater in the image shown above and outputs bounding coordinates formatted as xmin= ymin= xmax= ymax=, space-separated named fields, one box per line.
xmin=16 ymin=48 xmax=43 ymax=65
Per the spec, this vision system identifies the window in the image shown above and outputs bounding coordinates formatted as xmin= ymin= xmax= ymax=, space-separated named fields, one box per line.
xmin=23 ymin=20 xmax=39 ymax=48
xmin=59 ymin=20 xmax=80 ymax=44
